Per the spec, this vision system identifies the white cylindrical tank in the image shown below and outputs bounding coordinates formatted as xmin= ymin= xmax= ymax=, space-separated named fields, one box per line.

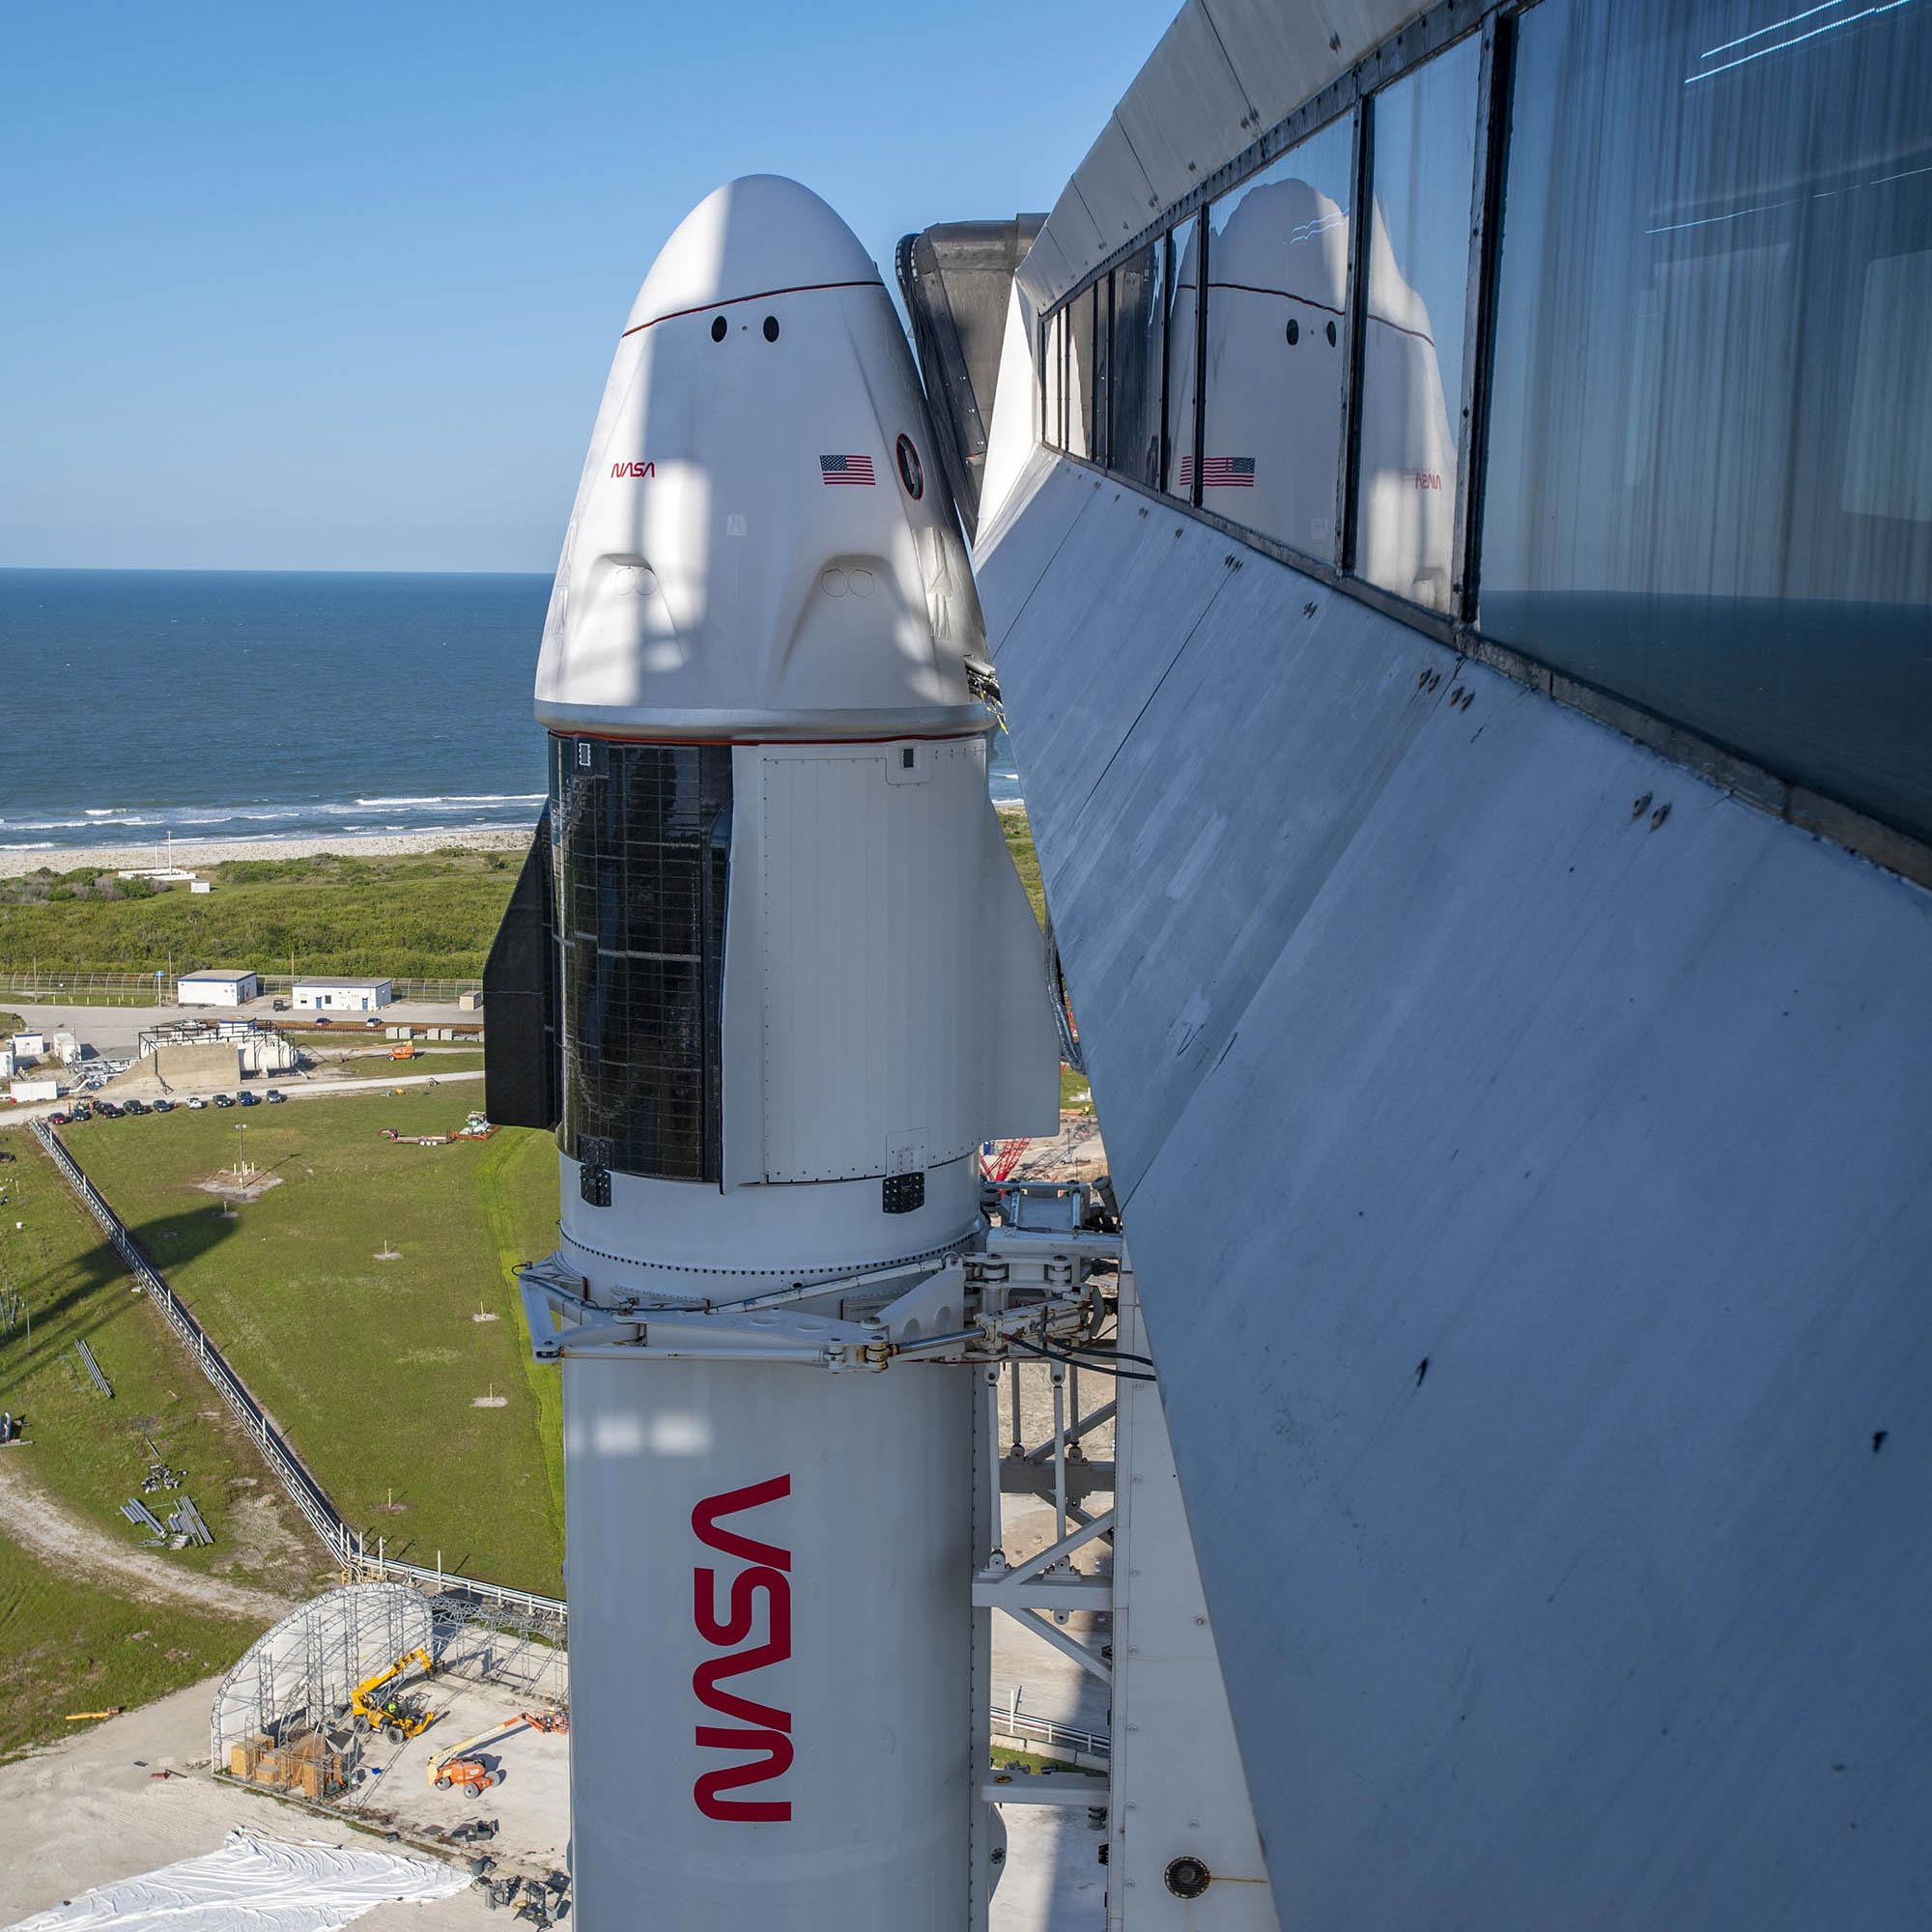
xmin=563 ymin=1357 xmax=973 ymax=1924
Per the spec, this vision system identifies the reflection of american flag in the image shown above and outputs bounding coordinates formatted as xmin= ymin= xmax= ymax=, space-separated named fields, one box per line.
xmin=819 ymin=453 xmax=875 ymax=485
xmin=1177 ymin=454 xmax=1255 ymax=488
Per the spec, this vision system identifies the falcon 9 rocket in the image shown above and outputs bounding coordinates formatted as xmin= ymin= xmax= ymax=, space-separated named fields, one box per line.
xmin=485 ymin=175 xmax=1062 ymax=1927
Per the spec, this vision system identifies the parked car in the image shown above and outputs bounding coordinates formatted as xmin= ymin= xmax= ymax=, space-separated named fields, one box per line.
xmin=364 ymin=1018 xmax=382 ymax=1030
xmin=265 ymin=1089 xmax=287 ymax=1104
xmin=38 ymin=1117 xmax=64 ymax=1129
xmin=185 ymin=1094 xmax=206 ymax=1110
xmin=238 ymin=1090 xmax=260 ymax=1107
xmin=152 ymin=1098 xmax=173 ymax=1114
xmin=71 ymin=1102 xmax=93 ymax=1122
xmin=123 ymin=1099 xmax=150 ymax=1116
xmin=312 ymin=1016 xmax=333 ymax=1027
xmin=95 ymin=1101 xmax=123 ymax=1119
xmin=213 ymin=1093 xmax=235 ymax=1108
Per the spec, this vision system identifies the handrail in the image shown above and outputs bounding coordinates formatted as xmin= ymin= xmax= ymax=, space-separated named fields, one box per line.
xmin=998 ymin=1707 xmax=1111 ymax=1758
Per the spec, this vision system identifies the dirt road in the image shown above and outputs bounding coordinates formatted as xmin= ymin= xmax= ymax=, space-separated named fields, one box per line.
xmin=0 ymin=1455 xmax=291 ymax=1624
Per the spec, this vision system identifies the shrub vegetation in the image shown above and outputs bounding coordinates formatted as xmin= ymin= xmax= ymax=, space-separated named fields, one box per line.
xmin=0 ymin=816 xmax=1043 ymax=980
xmin=0 ymin=849 xmax=524 ymax=980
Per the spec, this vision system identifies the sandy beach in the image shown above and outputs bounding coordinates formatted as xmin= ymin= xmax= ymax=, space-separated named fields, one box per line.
xmin=0 ymin=824 xmax=535 ymax=881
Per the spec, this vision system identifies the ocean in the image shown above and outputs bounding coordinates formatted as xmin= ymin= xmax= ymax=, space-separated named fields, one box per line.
xmin=0 ymin=570 xmax=1020 ymax=853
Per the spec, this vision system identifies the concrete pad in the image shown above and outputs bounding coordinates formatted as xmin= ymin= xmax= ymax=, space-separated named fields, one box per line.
xmin=331 ymin=1676 xmax=569 ymax=1879
xmin=0 ymin=1679 xmax=497 ymax=1930
xmin=992 ymin=1804 xmax=1109 ymax=1931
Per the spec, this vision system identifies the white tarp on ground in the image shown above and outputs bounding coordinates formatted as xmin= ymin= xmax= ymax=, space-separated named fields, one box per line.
xmin=7 ymin=1831 xmax=469 ymax=1932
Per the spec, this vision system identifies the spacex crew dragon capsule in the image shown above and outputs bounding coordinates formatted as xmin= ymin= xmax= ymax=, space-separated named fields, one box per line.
xmin=484 ymin=175 xmax=1063 ymax=1926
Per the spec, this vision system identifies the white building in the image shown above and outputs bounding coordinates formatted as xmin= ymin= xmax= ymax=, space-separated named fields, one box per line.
xmin=9 ymin=1078 xmax=58 ymax=1105
xmin=293 ymin=978 xmax=393 ymax=1013
xmin=51 ymin=1032 xmax=80 ymax=1066
xmin=11 ymin=1033 xmax=45 ymax=1060
xmin=177 ymin=971 xmax=260 ymax=1008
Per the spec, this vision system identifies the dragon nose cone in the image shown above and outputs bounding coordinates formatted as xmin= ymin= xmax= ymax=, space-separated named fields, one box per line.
xmin=626 ymin=176 xmax=880 ymax=332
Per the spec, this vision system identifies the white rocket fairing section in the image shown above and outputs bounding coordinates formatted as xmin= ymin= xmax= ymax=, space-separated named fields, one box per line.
xmin=521 ymin=176 xmax=1061 ymax=1927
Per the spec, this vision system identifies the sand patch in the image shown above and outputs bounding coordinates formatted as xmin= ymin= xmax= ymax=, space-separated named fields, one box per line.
xmin=195 ymin=1172 xmax=284 ymax=1204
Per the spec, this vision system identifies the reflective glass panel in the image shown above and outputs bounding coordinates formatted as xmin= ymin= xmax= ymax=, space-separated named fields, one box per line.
xmin=1357 ymin=37 xmax=1480 ymax=611
xmin=1483 ymin=0 xmax=1932 ymax=839
xmin=1067 ymin=284 xmax=1096 ymax=460
xmin=1203 ymin=113 xmax=1355 ymax=554
xmin=1057 ymin=306 xmax=1070 ymax=451
xmin=1166 ymin=218 xmax=1204 ymax=501
xmin=1093 ymin=276 xmax=1113 ymax=469
xmin=1111 ymin=237 xmax=1167 ymax=489
xmin=552 ymin=738 xmax=731 ymax=1182
xmin=1043 ymin=315 xmax=1059 ymax=454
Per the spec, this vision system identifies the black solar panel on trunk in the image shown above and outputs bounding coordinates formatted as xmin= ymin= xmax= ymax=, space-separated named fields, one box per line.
xmin=552 ymin=737 xmax=731 ymax=1183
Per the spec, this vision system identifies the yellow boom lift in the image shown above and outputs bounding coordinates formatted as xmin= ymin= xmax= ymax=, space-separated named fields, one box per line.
xmin=351 ymin=1647 xmax=439 ymax=1740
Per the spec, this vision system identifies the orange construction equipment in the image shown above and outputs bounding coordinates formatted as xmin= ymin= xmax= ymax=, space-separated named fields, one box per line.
xmin=435 ymin=1755 xmax=498 ymax=1797
xmin=427 ymin=1707 xmax=567 ymax=1796
xmin=390 ymin=1043 xmax=419 ymax=1061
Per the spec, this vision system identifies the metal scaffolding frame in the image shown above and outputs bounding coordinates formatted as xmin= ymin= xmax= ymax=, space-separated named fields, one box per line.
xmin=211 ymin=1582 xmax=434 ymax=1766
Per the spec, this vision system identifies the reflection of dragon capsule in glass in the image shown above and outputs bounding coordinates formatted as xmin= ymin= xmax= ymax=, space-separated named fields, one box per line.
xmin=485 ymin=175 xmax=1061 ymax=1928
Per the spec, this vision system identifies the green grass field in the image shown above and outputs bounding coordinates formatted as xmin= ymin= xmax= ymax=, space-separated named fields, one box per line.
xmin=0 ymin=815 xmax=1043 ymax=986
xmin=0 ymin=1139 xmax=319 ymax=1757
xmin=0 ymin=848 xmax=522 ymax=980
xmin=322 ymin=1050 xmax=487 ymax=1079
xmin=1001 ymin=809 xmax=1042 ymax=925
xmin=0 ymin=1545 xmax=261 ymax=1761
xmin=62 ymin=1094 xmax=566 ymax=1594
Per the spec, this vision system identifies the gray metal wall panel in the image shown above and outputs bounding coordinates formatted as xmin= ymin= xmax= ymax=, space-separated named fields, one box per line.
xmin=1013 ymin=226 xmax=1074 ymax=314
xmin=981 ymin=462 xmax=1932 ymax=1928
xmin=1069 ymin=116 xmax=1163 ymax=249
xmin=1114 ymin=0 xmax=1256 ymax=224
xmin=1007 ymin=554 xmax=1449 ymax=1204
xmin=1204 ymin=0 xmax=1419 ymax=128
xmin=971 ymin=452 xmax=1093 ymax=651
xmin=1016 ymin=0 xmax=1435 ymax=304
xmin=1040 ymin=182 xmax=1106 ymax=300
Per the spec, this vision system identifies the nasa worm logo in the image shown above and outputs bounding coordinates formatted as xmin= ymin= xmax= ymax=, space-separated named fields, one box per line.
xmin=692 ymin=1474 xmax=792 ymax=1821
xmin=611 ymin=460 xmax=656 ymax=478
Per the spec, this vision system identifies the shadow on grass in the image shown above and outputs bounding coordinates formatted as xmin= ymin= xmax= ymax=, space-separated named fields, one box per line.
xmin=0 ymin=1207 xmax=242 ymax=1393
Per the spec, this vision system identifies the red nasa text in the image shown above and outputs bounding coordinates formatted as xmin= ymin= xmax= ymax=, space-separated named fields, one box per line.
xmin=611 ymin=461 xmax=656 ymax=478
xmin=692 ymin=1474 xmax=792 ymax=1822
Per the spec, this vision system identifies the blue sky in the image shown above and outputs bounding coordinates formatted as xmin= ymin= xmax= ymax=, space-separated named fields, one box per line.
xmin=2 ymin=1 xmax=1176 ymax=573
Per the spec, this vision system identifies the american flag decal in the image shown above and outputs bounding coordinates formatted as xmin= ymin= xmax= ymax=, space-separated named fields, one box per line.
xmin=819 ymin=453 xmax=875 ymax=486
xmin=1177 ymin=454 xmax=1256 ymax=489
